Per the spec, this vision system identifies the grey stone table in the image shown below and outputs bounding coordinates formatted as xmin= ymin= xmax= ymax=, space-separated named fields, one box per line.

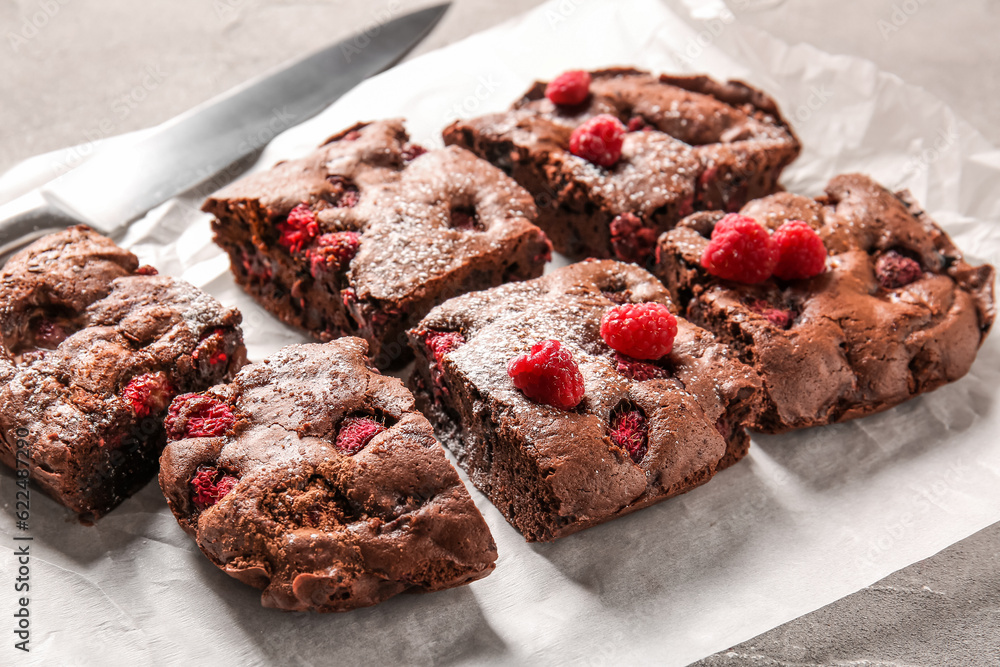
xmin=1 ymin=0 xmax=997 ymax=664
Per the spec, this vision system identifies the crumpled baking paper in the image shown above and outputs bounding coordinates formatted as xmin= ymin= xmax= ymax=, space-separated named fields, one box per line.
xmin=2 ymin=0 xmax=999 ymax=664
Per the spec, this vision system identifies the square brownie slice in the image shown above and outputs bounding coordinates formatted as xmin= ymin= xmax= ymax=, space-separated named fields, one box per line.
xmin=204 ymin=119 xmax=552 ymax=369
xmin=407 ymin=260 xmax=761 ymax=542
xmin=0 ymin=226 xmax=246 ymax=521
xmin=443 ymin=68 xmax=800 ymax=263
xmin=654 ymin=173 xmax=996 ymax=433
xmin=159 ymin=338 xmax=497 ymax=612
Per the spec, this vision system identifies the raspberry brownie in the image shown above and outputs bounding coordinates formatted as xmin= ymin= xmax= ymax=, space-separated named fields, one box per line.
xmin=0 ymin=226 xmax=246 ymax=521
xmin=204 ymin=119 xmax=552 ymax=369
xmin=407 ymin=260 xmax=762 ymax=542
xmin=443 ymin=68 xmax=800 ymax=263
xmin=654 ymin=173 xmax=996 ymax=433
xmin=158 ymin=338 xmax=497 ymax=612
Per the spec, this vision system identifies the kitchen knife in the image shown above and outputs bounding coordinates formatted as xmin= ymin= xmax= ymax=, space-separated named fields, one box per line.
xmin=0 ymin=3 xmax=449 ymax=258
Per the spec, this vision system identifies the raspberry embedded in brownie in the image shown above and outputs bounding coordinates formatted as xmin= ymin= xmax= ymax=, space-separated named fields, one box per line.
xmin=158 ymin=338 xmax=498 ymax=612
xmin=0 ymin=226 xmax=246 ymax=521
xmin=203 ymin=119 xmax=552 ymax=369
xmin=654 ymin=173 xmax=996 ymax=433
xmin=443 ymin=68 xmax=800 ymax=263
xmin=407 ymin=260 xmax=762 ymax=542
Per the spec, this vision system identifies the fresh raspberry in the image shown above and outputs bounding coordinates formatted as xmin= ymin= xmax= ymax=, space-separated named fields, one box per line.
xmin=277 ymin=203 xmax=318 ymax=253
xmin=700 ymin=214 xmax=778 ymax=284
xmin=401 ymin=143 xmax=428 ymax=161
xmin=327 ymin=176 xmax=360 ymax=208
xmin=165 ymin=393 xmax=235 ymax=440
xmin=308 ymin=231 xmax=360 ymax=278
xmin=748 ymin=299 xmax=796 ymax=329
xmin=609 ymin=213 xmax=658 ymax=264
xmin=190 ymin=465 xmax=238 ymax=511
xmin=34 ymin=319 xmax=69 ymax=348
xmin=875 ymin=250 xmax=923 ymax=289
xmin=771 ymin=220 xmax=827 ymax=280
xmin=507 ymin=340 xmax=585 ymax=410
xmin=135 ymin=265 xmax=158 ymax=275
xmin=545 ymin=70 xmax=591 ymax=106
xmin=121 ymin=372 xmax=175 ymax=417
xmin=600 ymin=302 xmax=678 ymax=360
xmin=569 ymin=114 xmax=626 ymax=167
xmin=424 ymin=330 xmax=466 ymax=364
xmin=614 ymin=353 xmax=671 ymax=381
xmin=450 ymin=207 xmax=482 ymax=231
xmin=335 ymin=416 xmax=387 ymax=455
xmin=609 ymin=406 xmax=648 ymax=463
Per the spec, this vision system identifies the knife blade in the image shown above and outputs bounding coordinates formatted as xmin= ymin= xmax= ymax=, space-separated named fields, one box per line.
xmin=0 ymin=3 xmax=449 ymax=257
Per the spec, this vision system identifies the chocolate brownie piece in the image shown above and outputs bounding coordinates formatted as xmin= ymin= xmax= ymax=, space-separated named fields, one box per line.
xmin=158 ymin=338 xmax=497 ymax=612
xmin=0 ymin=226 xmax=246 ymax=521
xmin=204 ymin=119 xmax=552 ymax=369
xmin=407 ymin=260 xmax=761 ymax=542
xmin=443 ymin=68 xmax=800 ymax=263
xmin=654 ymin=173 xmax=996 ymax=433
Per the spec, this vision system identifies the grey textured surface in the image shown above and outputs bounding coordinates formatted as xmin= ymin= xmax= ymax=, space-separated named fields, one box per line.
xmin=1 ymin=0 xmax=998 ymax=664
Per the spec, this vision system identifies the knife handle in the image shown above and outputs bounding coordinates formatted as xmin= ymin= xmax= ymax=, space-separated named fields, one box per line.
xmin=0 ymin=190 xmax=83 ymax=262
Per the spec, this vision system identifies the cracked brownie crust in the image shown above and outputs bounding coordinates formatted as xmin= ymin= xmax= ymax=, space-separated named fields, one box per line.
xmin=0 ymin=226 xmax=246 ymax=520
xmin=654 ymin=173 xmax=996 ymax=433
xmin=408 ymin=260 xmax=762 ymax=542
xmin=443 ymin=68 xmax=800 ymax=262
xmin=204 ymin=119 xmax=552 ymax=368
xmin=158 ymin=338 xmax=497 ymax=612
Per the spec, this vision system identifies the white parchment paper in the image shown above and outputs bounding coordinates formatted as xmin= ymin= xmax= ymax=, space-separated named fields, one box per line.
xmin=2 ymin=0 xmax=1000 ymax=664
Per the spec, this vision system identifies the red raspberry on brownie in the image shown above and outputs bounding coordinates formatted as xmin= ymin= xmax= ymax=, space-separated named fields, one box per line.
xmin=569 ymin=114 xmax=626 ymax=168
xmin=334 ymin=416 xmax=387 ymax=455
xmin=165 ymin=393 xmax=236 ymax=440
xmin=425 ymin=330 xmax=466 ymax=363
xmin=772 ymin=220 xmax=827 ymax=280
xmin=121 ymin=372 xmax=175 ymax=418
xmin=277 ymin=203 xmax=318 ymax=253
xmin=614 ymin=353 xmax=671 ymax=381
xmin=875 ymin=250 xmax=923 ymax=288
xmin=545 ymin=70 xmax=591 ymax=106
xmin=609 ymin=212 xmax=658 ymax=264
xmin=609 ymin=406 xmax=648 ymax=463
xmin=600 ymin=302 xmax=678 ymax=360
xmin=190 ymin=466 xmax=239 ymax=510
xmin=307 ymin=231 xmax=361 ymax=278
xmin=507 ymin=339 xmax=585 ymax=410
xmin=700 ymin=213 xmax=777 ymax=284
